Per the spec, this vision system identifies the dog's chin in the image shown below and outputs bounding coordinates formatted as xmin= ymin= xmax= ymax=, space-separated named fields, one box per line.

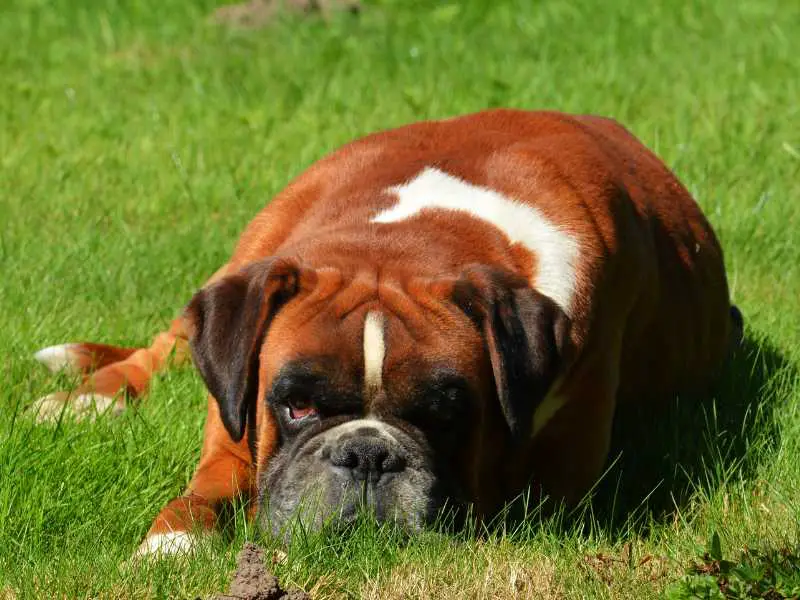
xmin=255 ymin=417 xmax=454 ymax=541
xmin=257 ymin=485 xmax=440 ymax=543
xmin=257 ymin=474 xmax=474 ymax=544
xmin=257 ymin=468 xmax=449 ymax=542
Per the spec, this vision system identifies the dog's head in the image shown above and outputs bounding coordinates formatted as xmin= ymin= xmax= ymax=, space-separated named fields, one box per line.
xmin=185 ymin=257 xmax=569 ymax=536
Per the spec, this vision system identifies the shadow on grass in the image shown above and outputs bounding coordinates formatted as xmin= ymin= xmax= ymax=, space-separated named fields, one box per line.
xmin=582 ymin=333 xmax=796 ymax=537
xmin=214 ymin=334 xmax=796 ymax=567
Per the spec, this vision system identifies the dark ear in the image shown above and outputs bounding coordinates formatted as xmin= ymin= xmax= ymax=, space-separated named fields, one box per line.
xmin=185 ymin=258 xmax=302 ymax=442
xmin=452 ymin=266 xmax=571 ymax=442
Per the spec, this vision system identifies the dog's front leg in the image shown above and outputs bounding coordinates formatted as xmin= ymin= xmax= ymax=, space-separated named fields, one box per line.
xmin=135 ymin=396 xmax=255 ymax=558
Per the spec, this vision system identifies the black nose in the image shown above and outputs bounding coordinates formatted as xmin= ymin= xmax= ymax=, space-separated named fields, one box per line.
xmin=329 ymin=435 xmax=406 ymax=482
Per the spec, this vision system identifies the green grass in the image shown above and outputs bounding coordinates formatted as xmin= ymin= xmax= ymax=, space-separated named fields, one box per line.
xmin=1 ymin=0 xmax=799 ymax=597
xmin=665 ymin=533 xmax=800 ymax=599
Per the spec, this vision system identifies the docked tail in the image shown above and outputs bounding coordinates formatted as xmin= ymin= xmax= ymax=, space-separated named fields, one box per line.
xmin=31 ymin=318 xmax=190 ymax=422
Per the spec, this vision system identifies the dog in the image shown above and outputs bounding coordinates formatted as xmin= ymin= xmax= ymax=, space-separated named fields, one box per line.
xmin=32 ymin=109 xmax=741 ymax=556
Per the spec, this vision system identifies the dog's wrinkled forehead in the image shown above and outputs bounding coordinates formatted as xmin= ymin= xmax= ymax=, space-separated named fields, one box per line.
xmin=263 ymin=300 xmax=482 ymax=425
xmin=264 ymin=310 xmax=389 ymax=419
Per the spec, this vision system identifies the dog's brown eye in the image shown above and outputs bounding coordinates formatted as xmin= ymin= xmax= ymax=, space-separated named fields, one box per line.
xmin=288 ymin=399 xmax=317 ymax=420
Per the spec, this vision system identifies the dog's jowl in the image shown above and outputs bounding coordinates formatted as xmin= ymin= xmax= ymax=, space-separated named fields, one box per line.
xmin=34 ymin=110 xmax=740 ymax=556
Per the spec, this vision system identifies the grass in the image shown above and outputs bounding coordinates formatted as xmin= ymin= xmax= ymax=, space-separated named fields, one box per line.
xmin=1 ymin=0 xmax=799 ymax=597
xmin=665 ymin=533 xmax=800 ymax=599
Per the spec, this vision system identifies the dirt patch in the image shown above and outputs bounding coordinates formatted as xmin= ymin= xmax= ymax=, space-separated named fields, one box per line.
xmin=212 ymin=543 xmax=311 ymax=600
xmin=581 ymin=542 xmax=672 ymax=591
xmin=211 ymin=0 xmax=361 ymax=29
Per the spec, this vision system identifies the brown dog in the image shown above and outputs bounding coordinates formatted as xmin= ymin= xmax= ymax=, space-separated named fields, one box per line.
xmin=33 ymin=109 xmax=740 ymax=556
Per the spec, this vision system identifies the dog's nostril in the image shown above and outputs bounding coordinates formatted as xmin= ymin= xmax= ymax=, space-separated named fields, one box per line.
xmin=329 ymin=436 xmax=405 ymax=480
xmin=331 ymin=448 xmax=360 ymax=470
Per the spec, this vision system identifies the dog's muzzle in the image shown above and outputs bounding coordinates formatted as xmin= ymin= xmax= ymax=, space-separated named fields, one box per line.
xmin=258 ymin=418 xmax=441 ymax=537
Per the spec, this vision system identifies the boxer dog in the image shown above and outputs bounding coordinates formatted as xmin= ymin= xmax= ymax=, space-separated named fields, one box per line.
xmin=32 ymin=109 xmax=741 ymax=556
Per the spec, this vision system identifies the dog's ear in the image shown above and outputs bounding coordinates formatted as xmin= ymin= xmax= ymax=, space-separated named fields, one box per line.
xmin=452 ymin=266 xmax=571 ymax=442
xmin=185 ymin=258 xmax=304 ymax=442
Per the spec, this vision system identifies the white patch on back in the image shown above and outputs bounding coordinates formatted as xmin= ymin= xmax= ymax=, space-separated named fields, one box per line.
xmin=373 ymin=167 xmax=579 ymax=315
xmin=363 ymin=311 xmax=386 ymax=399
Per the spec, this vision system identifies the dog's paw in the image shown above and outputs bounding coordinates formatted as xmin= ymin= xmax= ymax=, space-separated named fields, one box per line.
xmin=34 ymin=344 xmax=83 ymax=374
xmin=30 ymin=392 xmax=124 ymax=423
xmin=133 ymin=532 xmax=198 ymax=559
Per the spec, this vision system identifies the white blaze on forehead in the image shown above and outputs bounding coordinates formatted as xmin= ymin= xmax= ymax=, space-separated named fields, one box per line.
xmin=363 ymin=311 xmax=386 ymax=398
xmin=372 ymin=167 xmax=579 ymax=315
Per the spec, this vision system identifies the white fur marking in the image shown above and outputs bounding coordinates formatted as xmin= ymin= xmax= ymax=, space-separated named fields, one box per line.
xmin=34 ymin=344 xmax=80 ymax=373
xmin=72 ymin=393 xmax=123 ymax=417
xmin=31 ymin=393 xmax=69 ymax=423
xmin=31 ymin=392 xmax=122 ymax=423
xmin=326 ymin=418 xmax=398 ymax=443
xmin=134 ymin=531 xmax=196 ymax=558
xmin=363 ymin=311 xmax=385 ymax=397
xmin=373 ymin=167 xmax=580 ymax=314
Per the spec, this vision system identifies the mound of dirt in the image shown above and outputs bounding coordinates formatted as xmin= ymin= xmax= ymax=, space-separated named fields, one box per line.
xmin=213 ymin=543 xmax=310 ymax=600
xmin=212 ymin=0 xmax=361 ymax=29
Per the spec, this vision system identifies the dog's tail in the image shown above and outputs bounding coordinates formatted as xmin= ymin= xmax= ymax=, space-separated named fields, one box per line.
xmin=31 ymin=318 xmax=190 ymax=422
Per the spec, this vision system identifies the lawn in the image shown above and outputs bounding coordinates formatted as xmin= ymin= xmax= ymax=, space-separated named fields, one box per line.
xmin=1 ymin=0 xmax=799 ymax=597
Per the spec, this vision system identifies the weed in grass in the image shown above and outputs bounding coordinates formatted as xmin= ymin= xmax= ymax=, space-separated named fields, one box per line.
xmin=666 ymin=532 xmax=800 ymax=599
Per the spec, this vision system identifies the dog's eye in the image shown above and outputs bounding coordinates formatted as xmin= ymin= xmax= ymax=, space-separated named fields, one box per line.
xmin=441 ymin=386 xmax=461 ymax=404
xmin=403 ymin=382 xmax=468 ymax=431
xmin=287 ymin=398 xmax=317 ymax=421
xmin=427 ymin=386 xmax=462 ymax=418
